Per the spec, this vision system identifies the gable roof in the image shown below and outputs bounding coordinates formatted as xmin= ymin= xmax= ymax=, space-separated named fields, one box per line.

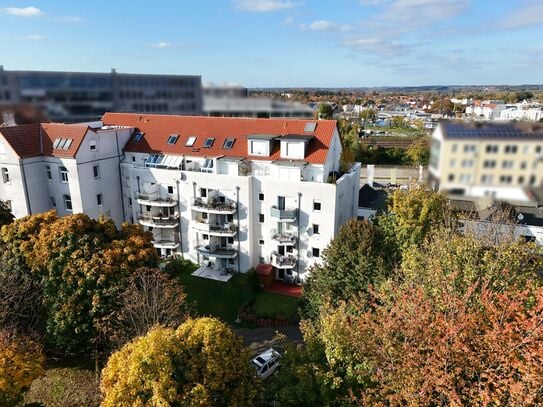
xmin=101 ymin=113 xmax=336 ymax=164
xmin=0 ymin=123 xmax=89 ymax=158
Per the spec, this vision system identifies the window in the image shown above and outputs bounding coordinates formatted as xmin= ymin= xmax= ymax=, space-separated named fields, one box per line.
xmin=505 ymin=145 xmax=518 ymax=154
xmin=63 ymin=195 xmax=72 ymax=211
xmin=185 ymin=136 xmax=197 ymax=147
xmin=448 ymin=174 xmax=455 ymax=181
xmin=481 ymin=175 xmax=493 ymax=184
xmin=518 ymin=176 xmax=525 ymax=184
xmin=502 ymin=161 xmax=514 ymax=169
xmin=258 ymin=193 xmax=264 ymax=201
xmin=46 ymin=165 xmax=52 ymax=180
xmin=167 ymin=185 xmax=174 ymax=194
xmin=89 ymin=140 xmax=97 ymax=151
xmin=313 ymin=200 xmax=321 ymax=211
xmin=483 ymin=160 xmax=496 ymax=168
xmin=227 ymin=237 xmax=234 ymax=244
xmin=203 ymin=138 xmax=215 ymax=148
xmin=486 ymin=145 xmax=498 ymax=153
xmin=128 ymin=197 xmax=132 ymax=207
xmin=50 ymin=196 xmax=56 ymax=207
xmin=202 ymin=234 xmax=209 ymax=240
xmin=200 ymin=188 xmax=207 ymax=198
xmin=451 ymin=144 xmax=458 ymax=153
xmin=449 ymin=159 xmax=456 ymax=168
xmin=463 ymin=144 xmax=476 ymax=153
xmin=499 ymin=175 xmax=513 ymax=184
xmin=53 ymin=138 xmax=72 ymax=150
xmin=93 ymin=165 xmax=100 ymax=178
xmin=1 ymin=167 xmax=9 ymax=183
xmin=96 ymin=194 xmax=103 ymax=206
xmin=227 ymin=214 xmax=234 ymax=222
xmin=259 ymin=239 xmax=264 ymax=245
xmin=132 ymin=156 xmax=136 ymax=162
xmin=521 ymin=161 xmax=527 ymax=169
xmin=59 ymin=167 xmax=68 ymax=183
xmin=259 ymin=213 xmax=264 ymax=223
xmin=460 ymin=174 xmax=472 ymax=183
xmin=461 ymin=159 xmax=474 ymax=168
xmin=313 ymin=224 xmax=320 ymax=235
xmin=536 ymin=146 xmax=542 ymax=154
xmin=530 ymin=175 xmax=536 ymax=185
xmin=223 ymin=138 xmax=235 ymax=149
xmin=132 ymin=132 xmax=144 ymax=142
xmin=167 ymin=134 xmax=179 ymax=145
xmin=312 ymin=248 xmax=320 ymax=258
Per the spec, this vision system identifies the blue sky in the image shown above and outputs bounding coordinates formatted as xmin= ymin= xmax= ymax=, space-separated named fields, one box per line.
xmin=0 ymin=0 xmax=542 ymax=87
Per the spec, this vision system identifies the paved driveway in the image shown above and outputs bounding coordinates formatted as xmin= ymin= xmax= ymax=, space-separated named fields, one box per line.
xmin=235 ymin=326 xmax=303 ymax=356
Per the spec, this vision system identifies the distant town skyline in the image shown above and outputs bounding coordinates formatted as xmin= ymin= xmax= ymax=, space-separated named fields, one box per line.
xmin=0 ymin=0 xmax=542 ymax=87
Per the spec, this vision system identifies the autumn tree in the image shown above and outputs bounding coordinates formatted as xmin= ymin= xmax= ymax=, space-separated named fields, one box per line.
xmin=405 ymin=136 xmax=430 ymax=165
xmin=104 ymin=267 xmax=190 ymax=347
xmin=0 ymin=200 xmax=14 ymax=226
xmin=101 ymin=318 xmax=261 ymax=406
xmin=301 ymin=219 xmax=396 ymax=320
xmin=359 ymin=108 xmax=376 ymax=123
xmin=0 ymin=330 xmax=45 ymax=406
xmin=374 ymin=185 xmax=454 ymax=254
xmin=317 ymin=278 xmax=543 ymax=405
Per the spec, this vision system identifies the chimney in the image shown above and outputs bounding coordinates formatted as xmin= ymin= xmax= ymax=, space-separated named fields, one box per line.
xmin=2 ymin=112 xmax=16 ymax=127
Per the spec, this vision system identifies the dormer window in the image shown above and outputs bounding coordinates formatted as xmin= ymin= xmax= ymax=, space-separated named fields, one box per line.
xmin=185 ymin=136 xmax=197 ymax=147
xmin=167 ymin=134 xmax=179 ymax=145
xmin=132 ymin=132 xmax=144 ymax=142
xmin=304 ymin=122 xmax=317 ymax=133
xmin=203 ymin=138 xmax=215 ymax=148
xmin=223 ymin=138 xmax=235 ymax=149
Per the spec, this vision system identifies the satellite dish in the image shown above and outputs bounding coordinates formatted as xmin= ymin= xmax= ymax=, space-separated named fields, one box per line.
xmin=517 ymin=213 xmax=524 ymax=221
xmin=307 ymin=227 xmax=313 ymax=235
xmin=306 ymin=251 xmax=313 ymax=258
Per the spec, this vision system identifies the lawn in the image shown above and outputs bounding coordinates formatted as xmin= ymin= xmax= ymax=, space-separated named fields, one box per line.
xmin=250 ymin=292 xmax=300 ymax=319
xmin=166 ymin=259 xmax=255 ymax=323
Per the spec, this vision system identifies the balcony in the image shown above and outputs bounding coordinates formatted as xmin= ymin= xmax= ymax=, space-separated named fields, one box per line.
xmin=271 ymin=230 xmax=297 ymax=245
xmin=138 ymin=214 xmax=179 ymax=228
xmin=191 ymin=197 xmax=236 ymax=214
xmin=137 ymin=192 xmax=177 ymax=207
xmin=191 ymin=221 xmax=238 ymax=236
xmin=271 ymin=251 xmax=297 ymax=269
xmin=153 ymin=238 xmax=180 ymax=249
xmin=196 ymin=244 xmax=238 ymax=259
xmin=270 ymin=206 xmax=298 ymax=222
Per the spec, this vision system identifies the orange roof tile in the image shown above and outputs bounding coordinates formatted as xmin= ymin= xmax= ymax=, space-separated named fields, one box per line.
xmin=0 ymin=123 xmax=89 ymax=158
xmin=102 ymin=113 xmax=336 ymax=164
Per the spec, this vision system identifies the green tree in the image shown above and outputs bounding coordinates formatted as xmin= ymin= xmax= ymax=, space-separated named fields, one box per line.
xmin=359 ymin=108 xmax=376 ymax=123
xmin=302 ymin=219 xmax=396 ymax=320
xmin=0 ymin=200 xmax=14 ymax=227
xmin=101 ymin=318 xmax=261 ymax=406
xmin=0 ymin=330 xmax=45 ymax=406
xmin=375 ymin=186 xmax=454 ymax=253
xmin=405 ymin=137 xmax=430 ymax=165
xmin=317 ymin=103 xmax=334 ymax=119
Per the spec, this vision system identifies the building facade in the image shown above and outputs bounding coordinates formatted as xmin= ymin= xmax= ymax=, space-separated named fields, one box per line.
xmin=429 ymin=122 xmax=543 ymax=202
xmin=0 ymin=67 xmax=202 ymax=122
xmin=0 ymin=114 xmax=360 ymax=282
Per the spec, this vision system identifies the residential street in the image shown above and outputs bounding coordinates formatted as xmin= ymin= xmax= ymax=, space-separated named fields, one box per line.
xmin=235 ymin=326 xmax=303 ymax=356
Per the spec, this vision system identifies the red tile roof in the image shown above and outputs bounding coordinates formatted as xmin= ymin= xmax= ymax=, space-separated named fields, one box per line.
xmin=102 ymin=113 xmax=336 ymax=164
xmin=0 ymin=123 xmax=89 ymax=158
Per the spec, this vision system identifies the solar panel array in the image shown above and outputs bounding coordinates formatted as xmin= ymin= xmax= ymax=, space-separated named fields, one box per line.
xmin=443 ymin=123 xmax=543 ymax=139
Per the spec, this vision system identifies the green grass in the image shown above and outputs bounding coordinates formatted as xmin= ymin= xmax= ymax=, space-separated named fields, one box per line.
xmin=250 ymin=292 xmax=300 ymax=319
xmin=166 ymin=259 xmax=254 ymax=323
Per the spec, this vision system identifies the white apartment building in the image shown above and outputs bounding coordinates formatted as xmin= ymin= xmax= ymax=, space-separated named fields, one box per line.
xmin=0 ymin=122 xmax=131 ymax=224
xmin=0 ymin=114 xmax=360 ymax=283
xmin=428 ymin=121 xmax=543 ymax=202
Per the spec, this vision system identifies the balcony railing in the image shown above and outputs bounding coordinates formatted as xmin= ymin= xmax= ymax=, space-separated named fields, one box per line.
xmin=137 ymin=193 xmax=177 ymax=206
xmin=271 ymin=230 xmax=297 ymax=245
xmin=271 ymin=251 xmax=297 ymax=269
xmin=191 ymin=220 xmax=238 ymax=236
xmin=270 ymin=206 xmax=298 ymax=222
xmin=191 ymin=197 xmax=236 ymax=213
xmin=196 ymin=244 xmax=238 ymax=259
xmin=153 ymin=237 xmax=180 ymax=248
xmin=138 ymin=214 xmax=179 ymax=227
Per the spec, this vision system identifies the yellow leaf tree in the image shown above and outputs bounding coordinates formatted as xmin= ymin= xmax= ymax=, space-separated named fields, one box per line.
xmin=0 ymin=330 xmax=45 ymax=406
xmin=101 ymin=318 xmax=261 ymax=406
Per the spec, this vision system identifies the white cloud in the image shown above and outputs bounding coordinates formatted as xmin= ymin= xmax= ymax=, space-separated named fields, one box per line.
xmin=58 ymin=16 xmax=82 ymax=23
xmin=283 ymin=16 xmax=294 ymax=25
xmin=300 ymin=20 xmax=353 ymax=32
xmin=375 ymin=0 xmax=469 ymax=24
xmin=343 ymin=37 xmax=409 ymax=56
xmin=501 ymin=3 xmax=543 ymax=30
xmin=2 ymin=6 xmax=43 ymax=17
xmin=148 ymin=41 xmax=172 ymax=49
xmin=234 ymin=0 xmax=299 ymax=12
xmin=24 ymin=34 xmax=45 ymax=40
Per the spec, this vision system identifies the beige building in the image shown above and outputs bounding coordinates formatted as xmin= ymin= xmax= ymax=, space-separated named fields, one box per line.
xmin=429 ymin=122 xmax=543 ymax=202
